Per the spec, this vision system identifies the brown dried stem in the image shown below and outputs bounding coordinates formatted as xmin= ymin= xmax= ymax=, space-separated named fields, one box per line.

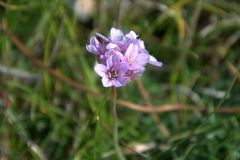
xmin=136 ymin=79 xmax=170 ymax=138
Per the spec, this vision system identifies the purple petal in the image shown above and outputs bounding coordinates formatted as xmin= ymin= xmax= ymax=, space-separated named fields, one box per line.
xmin=106 ymin=55 xmax=113 ymax=68
xmin=125 ymin=43 xmax=138 ymax=59
xmin=139 ymin=48 xmax=148 ymax=54
xmin=148 ymin=55 xmax=163 ymax=67
xmin=139 ymin=40 xmax=145 ymax=49
xmin=131 ymin=69 xmax=144 ymax=80
xmin=115 ymin=62 xmax=129 ymax=75
xmin=90 ymin=36 xmax=99 ymax=46
xmin=111 ymin=54 xmax=121 ymax=65
xmin=134 ymin=53 xmax=149 ymax=66
xmin=130 ymin=65 xmax=146 ymax=70
xmin=126 ymin=68 xmax=145 ymax=81
xmin=86 ymin=44 xmax=100 ymax=55
xmin=94 ymin=64 xmax=108 ymax=77
xmin=106 ymin=43 xmax=118 ymax=49
xmin=148 ymin=61 xmax=163 ymax=67
xmin=113 ymin=76 xmax=126 ymax=87
xmin=114 ymin=50 xmax=124 ymax=59
xmin=96 ymin=33 xmax=109 ymax=41
xmin=125 ymin=31 xmax=138 ymax=39
xmin=102 ymin=77 xmax=113 ymax=87
xmin=110 ymin=28 xmax=124 ymax=39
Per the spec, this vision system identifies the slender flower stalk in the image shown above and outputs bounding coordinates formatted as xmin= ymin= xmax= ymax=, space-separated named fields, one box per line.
xmin=111 ymin=86 xmax=126 ymax=160
xmin=86 ymin=23 xmax=162 ymax=159
xmin=86 ymin=27 xmax=162 ymax=158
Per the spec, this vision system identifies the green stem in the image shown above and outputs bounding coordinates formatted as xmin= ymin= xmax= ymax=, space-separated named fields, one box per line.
xmin=111 ymin=86 xmax=125 ymax=160
xmin=113 ymin=1 xmax=125 ymax=159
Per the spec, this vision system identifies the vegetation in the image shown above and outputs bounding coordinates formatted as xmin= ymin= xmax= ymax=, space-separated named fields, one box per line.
xmin=0 ymin=0 xmax=240 ymax=159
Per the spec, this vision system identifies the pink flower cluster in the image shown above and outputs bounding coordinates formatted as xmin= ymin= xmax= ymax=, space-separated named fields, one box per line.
xmin=86 ymin=28 xmax=162 ymax=87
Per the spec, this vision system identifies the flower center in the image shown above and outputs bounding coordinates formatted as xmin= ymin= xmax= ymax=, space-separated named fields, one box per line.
xmin=128 ymin=57 xmax=135 ymax=65
xmin=108 ymin=68 xmax=118 ymax=79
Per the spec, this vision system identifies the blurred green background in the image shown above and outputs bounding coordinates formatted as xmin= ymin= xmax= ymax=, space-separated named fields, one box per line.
xmin=0 ymin=0 xmax=240 ymax=159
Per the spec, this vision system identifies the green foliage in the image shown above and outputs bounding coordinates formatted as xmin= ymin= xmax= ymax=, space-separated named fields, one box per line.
xmin=0 ymin=0 xmax=240 ymax=159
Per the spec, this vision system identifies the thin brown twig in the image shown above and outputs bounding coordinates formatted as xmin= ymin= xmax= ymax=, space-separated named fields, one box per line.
xmin=117 ymin=102 xmax=240 ymax=114
xmin=116 ymin=0 xmax=123 ymax=29
xmin=136 ymin=79 xmax=170 ymax=138
xmin=0 ymin=1 xmax=27 ymax=10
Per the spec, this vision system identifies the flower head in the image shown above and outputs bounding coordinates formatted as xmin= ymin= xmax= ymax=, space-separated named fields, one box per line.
xmin=86 ymin=27 xmax=163 ymax=87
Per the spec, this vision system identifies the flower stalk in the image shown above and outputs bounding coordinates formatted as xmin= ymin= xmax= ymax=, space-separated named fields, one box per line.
xmin=111 ymin=86 xmax=126 ymax=160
